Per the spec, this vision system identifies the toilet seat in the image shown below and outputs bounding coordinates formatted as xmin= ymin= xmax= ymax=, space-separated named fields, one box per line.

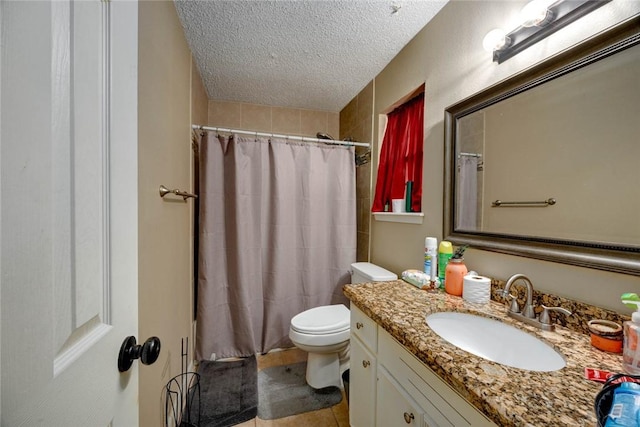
xmin=290 ymin=304 xmax=350 ymax=335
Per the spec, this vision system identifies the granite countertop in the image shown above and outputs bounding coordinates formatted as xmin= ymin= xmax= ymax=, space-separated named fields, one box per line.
xmin=344 ymin=280 xmax=623 ymax=427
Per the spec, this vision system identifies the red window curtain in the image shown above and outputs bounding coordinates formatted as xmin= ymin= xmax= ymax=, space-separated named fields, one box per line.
xmin=372 ymin=92 xmax=424 ymax=212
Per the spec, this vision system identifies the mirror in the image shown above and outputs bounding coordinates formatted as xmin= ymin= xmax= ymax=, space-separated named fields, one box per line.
xmin=444 ymin=17 xmax=640 ymax=276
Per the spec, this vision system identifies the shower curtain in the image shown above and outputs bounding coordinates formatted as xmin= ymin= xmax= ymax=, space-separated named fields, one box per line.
xmin=196 ymin=132 xmax=356 ymax=360
xmin=456 ymin=156 xmax=478 ymax=230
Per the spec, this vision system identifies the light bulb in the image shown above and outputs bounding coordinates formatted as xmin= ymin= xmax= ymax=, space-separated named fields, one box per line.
xmin=520 ymin=0 xmax=555 ymax=27
xmin=482 ymin=29 xmax=510 ymax=52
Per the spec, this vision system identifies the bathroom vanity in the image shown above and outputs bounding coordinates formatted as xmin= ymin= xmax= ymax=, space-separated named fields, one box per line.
xmin=350 ymin=304 xmax=495 ymax=426
xmin=345 ymin=280 xmax=623 ymax=426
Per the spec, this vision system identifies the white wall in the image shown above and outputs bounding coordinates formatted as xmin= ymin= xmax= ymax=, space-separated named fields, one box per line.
xmin=370 ymin=1 xmax=640 ymax=312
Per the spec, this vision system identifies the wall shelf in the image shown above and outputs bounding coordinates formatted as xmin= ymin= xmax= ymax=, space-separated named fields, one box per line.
xmin=373 ymin=212 xmax=424 ymax=224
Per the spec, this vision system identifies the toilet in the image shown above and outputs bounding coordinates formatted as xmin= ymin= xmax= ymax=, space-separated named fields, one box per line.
xmin=289 ymin=262 xmax=397 ymax=389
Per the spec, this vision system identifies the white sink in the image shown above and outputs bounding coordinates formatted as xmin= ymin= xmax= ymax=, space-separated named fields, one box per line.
xmin=425 ymin=312 xmax=565 ymax=372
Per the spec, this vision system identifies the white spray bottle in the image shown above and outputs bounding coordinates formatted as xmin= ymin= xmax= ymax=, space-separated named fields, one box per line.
xmin=621 ymin=293 xmax=640 ymax=375
xmin=424 ymin=237 xmax=439 ymax=288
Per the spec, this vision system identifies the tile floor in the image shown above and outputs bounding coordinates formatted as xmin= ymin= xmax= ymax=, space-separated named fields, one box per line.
xmin=234 ymin=347 xmax=350 ymax=427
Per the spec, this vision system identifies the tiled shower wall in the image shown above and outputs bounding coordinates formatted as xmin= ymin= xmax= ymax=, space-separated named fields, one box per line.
xmin=340 ymin=82 xmax=374 ymax=262
xmin=207 ymin=100 xmax=339 ymax=138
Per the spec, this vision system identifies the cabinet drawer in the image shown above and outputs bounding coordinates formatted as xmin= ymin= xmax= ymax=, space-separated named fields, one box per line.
xmin=377 ymin=366 xmax=424 ymax=427
xmin=378 ymin=329 xmax=496 ymax=427
xmin=351 ymin=304 xmax=377 ymax=352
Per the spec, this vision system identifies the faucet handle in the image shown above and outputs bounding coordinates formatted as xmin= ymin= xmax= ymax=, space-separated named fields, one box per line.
xmin=504 ymin=292 xmax=520 ymax=313
xmin=539 ymin=304 xmax=572 ymax=325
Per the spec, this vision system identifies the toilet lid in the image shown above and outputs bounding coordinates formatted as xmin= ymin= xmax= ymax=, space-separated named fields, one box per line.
xmin=291 ymin=304 xmax=350 ymax=334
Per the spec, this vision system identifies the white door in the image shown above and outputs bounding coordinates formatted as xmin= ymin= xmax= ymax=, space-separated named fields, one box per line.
xmin=1 ymin=1 xmax=140 ymax=425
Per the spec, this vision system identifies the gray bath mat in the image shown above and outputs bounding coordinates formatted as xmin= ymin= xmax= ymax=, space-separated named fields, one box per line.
xmin=197 ymin=356 xmax=257 ymax=427
xmin=257 ymin=361 xmax=343 ymax=420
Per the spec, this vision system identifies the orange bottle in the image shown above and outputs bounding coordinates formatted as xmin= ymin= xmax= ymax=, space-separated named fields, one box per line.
xmin=444 ymin=258 xmax=467 ymax=296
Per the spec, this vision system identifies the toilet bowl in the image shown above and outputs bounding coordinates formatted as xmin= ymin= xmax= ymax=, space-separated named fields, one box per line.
xmin=289 ymin=262 xmax=397 ymax=389
xmin=289 ymin=304 xmax=351 ymax=389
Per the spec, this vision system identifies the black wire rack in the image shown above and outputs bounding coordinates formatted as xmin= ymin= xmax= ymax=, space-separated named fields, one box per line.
xmin=165 ymin=338 xmax=200 ymax=427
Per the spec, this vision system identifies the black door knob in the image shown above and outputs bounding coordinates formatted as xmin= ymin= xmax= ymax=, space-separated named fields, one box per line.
xmin=118 ymin=336 xmax=161 ymax=372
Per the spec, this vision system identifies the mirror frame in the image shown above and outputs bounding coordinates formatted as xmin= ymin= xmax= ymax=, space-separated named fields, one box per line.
xmin=444 ymin=16 xmax=640 ymax=276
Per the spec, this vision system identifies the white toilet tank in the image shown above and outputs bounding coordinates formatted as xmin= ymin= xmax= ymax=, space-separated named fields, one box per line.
xmin=350 ymin=262 xmax=397 ymax=284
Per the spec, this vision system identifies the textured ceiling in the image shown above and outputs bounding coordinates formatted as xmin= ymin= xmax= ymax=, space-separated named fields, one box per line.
xmin=175 ymin=0 xmax=448 ymax=112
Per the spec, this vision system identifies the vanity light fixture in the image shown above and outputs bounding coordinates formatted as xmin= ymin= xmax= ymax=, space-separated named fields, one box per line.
xmin=485 ymin=0 xmax=611 ymax=63
xmin=519 ymin=0 xmax=555 ymax=27
xmin=482 ymin=29 xmax=511 ymax=52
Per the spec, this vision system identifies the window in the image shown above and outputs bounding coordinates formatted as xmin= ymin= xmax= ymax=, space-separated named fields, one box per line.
xmin=372 ymin=91 xmax=424 ymax=213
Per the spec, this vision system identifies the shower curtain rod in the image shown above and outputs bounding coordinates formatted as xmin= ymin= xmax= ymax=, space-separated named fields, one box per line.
xmin=192 ymin=124 xmax=370 ymax=148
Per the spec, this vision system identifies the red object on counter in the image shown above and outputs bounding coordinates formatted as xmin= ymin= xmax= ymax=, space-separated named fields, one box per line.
xmin=585 ymin=368 xmax=640 ymax=384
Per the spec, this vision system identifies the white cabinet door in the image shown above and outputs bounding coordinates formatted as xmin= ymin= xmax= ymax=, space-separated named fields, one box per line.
xmin=350 ymin=336 xmax=377 ymax=427
xmin=377 ymin=329 xmax=495 ymax=427
xmin=1 ymin=1 xmax=139 ymax=425
xmin=376 ymin=366 xmax=424 ymax=427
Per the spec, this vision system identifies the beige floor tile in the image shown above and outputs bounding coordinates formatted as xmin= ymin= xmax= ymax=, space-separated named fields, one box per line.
xmin=332 ymin=389 xmax=350 ymax=427
xmin=256 ymin=408 xmax=337 ymax=427
xmin=278 ymin=347 xmax=307 ymax=365
xmin=233 ymin=418 xmax=257 ymax=427
xmin=257 ymin=350 xmax=285 ymax=371
xmin=257 ymin=347 xmax=307 ymax=371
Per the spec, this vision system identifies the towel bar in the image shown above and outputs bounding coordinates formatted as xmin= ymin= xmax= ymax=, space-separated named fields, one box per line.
xmin=492 ymin=198 xmax=556 ymax=207
xmin=159 ymin=185 xmax=198 ymax=201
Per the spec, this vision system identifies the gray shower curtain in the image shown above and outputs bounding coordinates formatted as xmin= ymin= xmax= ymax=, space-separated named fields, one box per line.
xmin=456 ymin=156 xmax=479 ymax=230
xmin=196 ymin=132 xmax=356 ymax=360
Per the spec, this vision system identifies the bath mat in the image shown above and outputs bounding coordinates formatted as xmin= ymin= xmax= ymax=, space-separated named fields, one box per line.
xmin=257 ymin=361 xmax=343 ymax=420
xmin=196 ymin=355 xmax=257 ymax=427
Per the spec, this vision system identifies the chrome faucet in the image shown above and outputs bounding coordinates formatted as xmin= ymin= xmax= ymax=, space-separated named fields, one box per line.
xmin=502 ymin=274 xmax=536 ymax=318
xmin=501 ymin=273 xmax=571 ymax=332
